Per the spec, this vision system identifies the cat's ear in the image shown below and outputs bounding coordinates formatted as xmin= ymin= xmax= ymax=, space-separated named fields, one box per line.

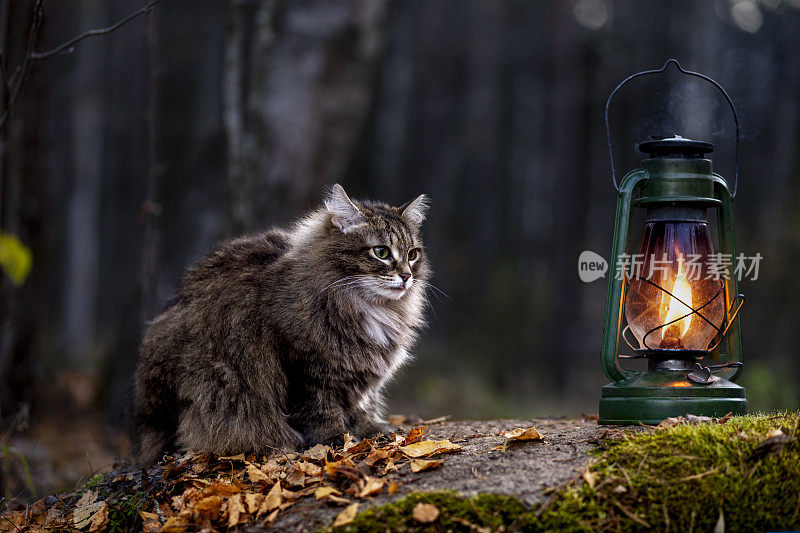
xmin=400 ymin=194 xmax=429 ymax=225
xmin=325 ymin=184 xmax=366 ymax=234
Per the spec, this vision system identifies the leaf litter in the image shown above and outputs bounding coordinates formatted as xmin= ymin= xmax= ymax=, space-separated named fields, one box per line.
xmin=3 ymin=422 xmax=538 ymax=532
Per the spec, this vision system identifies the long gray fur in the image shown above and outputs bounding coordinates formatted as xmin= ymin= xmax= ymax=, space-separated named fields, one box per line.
xmin=133 ymin=185 xmax=430 ymax=464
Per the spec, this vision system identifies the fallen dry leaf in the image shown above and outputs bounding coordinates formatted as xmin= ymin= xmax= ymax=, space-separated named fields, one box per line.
xmin=750 ymin=428 xmax=794 ymax=460
xmin=219 ymin=453 xmax=246 ymax=461
xmin=258 ymin=481 xmax=282 ymax=515
xmin=333 ymin=503 xmax=360 ymax=527
xmin=193 ymin=495 xmax=223 ymax=521
xmin=73 ymin=491 xmax=106 ymax=530
xmin=657 ymin=416 xmax=685 ymax=428
xmin=315 ymin=486 xmax=342 ymax=500
xmin=344 ymin=438 xmax=373 ymax=455
xmin=410 ymin=459 xmax=443 ymax=473
xmin=492 ymin=426 xmax=544 ymax=452
xmin=246 ymin=462 xmax=271 ymax=483
xmin=399 ymin=439 xmax=462 ymax=458
xmin=342 ymin=433 xmax=357 ymax=451
xmin=140 ymin=511 xmax=161 ymax=533
xmin=413 ymin=502 xmax=440 ymax=523
xmin=402 ymin=425 xmax=426 ymax=445
xmin=362 ymin=448 xmax=392 ymax=467
xmin=303 ymin=443 xmax=332 ymax=460
xmin=261 ymin=508 xmax=280 ymax=526
xmin=327 ymin=494 xmax=353 ymax=505
xmin=504 ymin=426 xmax=543 ymax=442
xmin=161 ymin=515 xmax=192 ymax=533
xmin=87 ymin=502 xmax=109 ymax=532
xmin=203 ymin=483 xmax=242 ymax=497
xmin=358 ymin=476 xmax=385 ymax=498
xmin=582 ymin=470 xmax=597 ymax=488
xmin=227 ymin=494 xmax=247 ymax=528
xmin=244 ymin=493 xmax=264 ymax=514
xmin=388 ymin=481 xmax=400 ymax=494
xmin=767 ymin=428 xmax=785 ymax=439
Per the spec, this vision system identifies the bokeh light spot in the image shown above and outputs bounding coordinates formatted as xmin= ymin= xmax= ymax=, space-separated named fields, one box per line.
xmin=731 ymin=1 xmax=764 ymax=33
xmin=573 ymin=0 xmax=611 ymax=31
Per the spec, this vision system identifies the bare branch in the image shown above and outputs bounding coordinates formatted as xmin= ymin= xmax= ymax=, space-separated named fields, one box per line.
xmin=29 ymin=0 xmax=162 ymax=61
xmin=0 ymin=0 xmax=162 ymax=135
xmin=0 ymin=0 xmax=44 ymax=133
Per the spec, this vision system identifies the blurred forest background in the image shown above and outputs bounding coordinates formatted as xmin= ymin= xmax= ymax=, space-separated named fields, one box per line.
xmin=2 ymin=0 xmax=800 ymax=499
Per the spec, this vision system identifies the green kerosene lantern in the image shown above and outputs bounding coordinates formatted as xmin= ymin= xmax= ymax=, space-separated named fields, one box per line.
xmin=598 ymin=60 xmax=747 ymax=424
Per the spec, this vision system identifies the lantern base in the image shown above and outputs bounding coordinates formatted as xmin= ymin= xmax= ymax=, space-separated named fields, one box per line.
xmin=598 ymin=369 xmax=747 ymax=425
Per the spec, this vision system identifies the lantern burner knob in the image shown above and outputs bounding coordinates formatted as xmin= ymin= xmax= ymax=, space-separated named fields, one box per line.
xmin=638 ymin=135 xmax=714 ymax=159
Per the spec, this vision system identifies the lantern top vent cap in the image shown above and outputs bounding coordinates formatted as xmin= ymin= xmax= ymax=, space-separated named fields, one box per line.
xmin=638 ymin=135 xmax=714 ymax=159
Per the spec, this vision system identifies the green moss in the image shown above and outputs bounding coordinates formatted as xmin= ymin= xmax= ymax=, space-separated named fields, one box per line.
xmin=331 ymin=492 xmax=528 ymax=532
xmin=543 ymin=411 xmax=800 ymax=532
xmin=331 ymin=412 xmax=800 ymax=532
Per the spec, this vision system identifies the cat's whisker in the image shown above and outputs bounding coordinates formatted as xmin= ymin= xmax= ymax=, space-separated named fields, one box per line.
xmin=328 ymin=278 xmax=374 ymax=294
xmin=317 ymin=275 xmax=367 ymax=296
xmin=416 ymin=279 xmax=450 ymax=300
xmin=423 ymin=298 xmax=439 ymax=323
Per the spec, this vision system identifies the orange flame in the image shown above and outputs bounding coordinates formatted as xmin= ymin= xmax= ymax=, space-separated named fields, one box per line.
xmin=661 ymin=253 xmax=693 ymax=340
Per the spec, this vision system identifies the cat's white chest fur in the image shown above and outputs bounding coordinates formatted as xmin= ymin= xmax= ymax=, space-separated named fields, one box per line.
xmin=362 ymin=305 xmax=404 ymax=347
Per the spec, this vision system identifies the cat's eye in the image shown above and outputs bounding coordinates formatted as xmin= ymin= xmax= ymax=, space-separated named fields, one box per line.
xmin=373 ymin=246 xmax=390 ymax=260
xmin=408 ymin=248 xmax=420 ymax=261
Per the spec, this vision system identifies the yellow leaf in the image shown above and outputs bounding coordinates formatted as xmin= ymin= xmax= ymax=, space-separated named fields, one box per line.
xmin=203 ymin=482 xmax=241 ymax=496
xmin=227 ymin=494 xmax=246 ymax=528
xmin=161 ymin=516 xmax=191 ymax=533
xmin=332 ymin=503 xmax=359 ymax=527
xmin=327 ymin=494 xmax=352 ymax=505
xmin=503 ymin=427 xmax=543 ymax=442
xmin=0 ymin=232 xmax=32 ymax=286
xmin=261 ymin=508 xmax=279 ymax=526
xmin=410 ymin=459 xmax=443 ymax=473
xmin=412 ymin=502 xmax=440 ymax=523
xmin=314 ymin=486 xmax=342 ymax=500
xmin=139 ymin=512 xmax=161 ymax=533
xmin=258 ymin=481 xmax=282 ymax=515
xmin=194 ymin=495 xmax=223 ymax=521
xmin=358 ymin=476 xmax=384 ymax=498
xmin=583 ymin=470 xmax=597 ymax=488
xmin=246 ymin=462 xmax=271 ymax=483
xmin=399 ymin=439 xmax=462 ymax=458
xmin=244 ymin=493 xmax=264 ymax=514
xmin=388 ymin=481 xmax=400 ymax=494
xmin=296 ymin=461 xmax=323 ymax=476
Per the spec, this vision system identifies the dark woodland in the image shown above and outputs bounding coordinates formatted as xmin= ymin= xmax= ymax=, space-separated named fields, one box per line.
xmin=1 ymin=0 xmax=799 ymax=498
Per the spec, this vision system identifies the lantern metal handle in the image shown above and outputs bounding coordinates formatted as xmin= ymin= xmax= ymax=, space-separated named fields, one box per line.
xmin=605 ymin=58 xmax=740 ymax=198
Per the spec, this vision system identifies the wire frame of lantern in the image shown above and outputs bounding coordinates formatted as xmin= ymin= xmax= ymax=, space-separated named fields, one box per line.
xmin=620 ymin=273 xmax=744 ymax=382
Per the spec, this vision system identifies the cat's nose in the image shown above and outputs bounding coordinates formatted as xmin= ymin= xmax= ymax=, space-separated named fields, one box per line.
xmin=398 ymin=272 xmax=411 ymax=283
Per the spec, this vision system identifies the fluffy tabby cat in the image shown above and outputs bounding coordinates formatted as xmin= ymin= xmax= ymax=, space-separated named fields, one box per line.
xmin=134 ymin=184 xmax=429 ymax=464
